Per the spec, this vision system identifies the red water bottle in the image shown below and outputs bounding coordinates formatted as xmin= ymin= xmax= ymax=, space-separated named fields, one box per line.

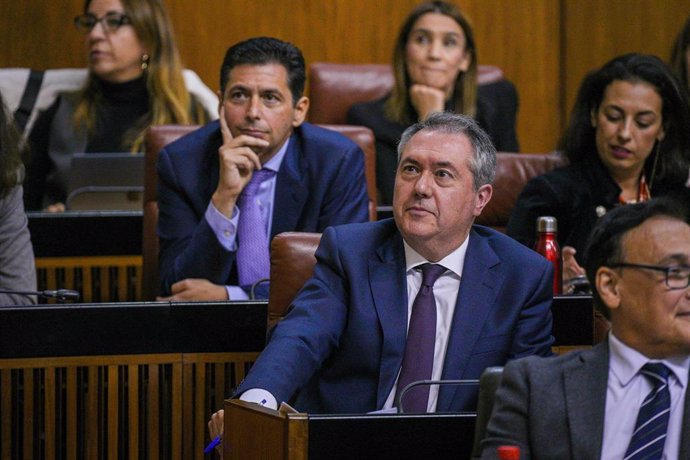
xmin=497 ymin=445 xmax=520 ymax=459
xmin=534 ymin=216 xmax=562 ymax=295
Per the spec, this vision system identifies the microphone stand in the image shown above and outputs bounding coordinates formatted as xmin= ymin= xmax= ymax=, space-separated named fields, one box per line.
xmin=0 ymin=289 xmax=80 ymax=303
xmin=396 ymin=379 xmax=479 ymax=414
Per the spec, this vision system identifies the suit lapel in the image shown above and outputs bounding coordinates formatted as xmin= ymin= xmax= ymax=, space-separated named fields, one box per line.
xmin=369 ymin=231 xmax=407 ymax=408
xmin=271 ymin=134 xmax=308 ymax=237
xmin=563 ymin=343 xmax=608 ymax=458
xmin=680 ymin=364 xmax=690 ymax=458
xmin=437 ymin=230 xmax=502 ymax=410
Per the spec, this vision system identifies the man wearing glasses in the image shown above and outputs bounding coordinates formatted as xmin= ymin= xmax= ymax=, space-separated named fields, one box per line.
xmin=481 ymin=197 xmax=690 ymax=459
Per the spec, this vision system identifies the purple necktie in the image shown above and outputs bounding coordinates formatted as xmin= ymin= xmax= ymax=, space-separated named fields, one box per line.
xmin=396 ymin=263 xmax=446 ymax=412
xmin=237 ymin=169 xmax=275 ymax=290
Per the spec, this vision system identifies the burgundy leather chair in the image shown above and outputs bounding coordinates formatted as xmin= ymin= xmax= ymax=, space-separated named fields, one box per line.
xmin=308 ymin=62 xmax=504 ymax=125
xmin=476 ymin=152 xmax=569 ymax=233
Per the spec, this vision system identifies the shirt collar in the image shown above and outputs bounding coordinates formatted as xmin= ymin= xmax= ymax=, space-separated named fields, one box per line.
xmin=402 ymin=235 xmax=469 ymax=278
xmin=261 ymin=136 xmax=290 ymax=173
xmin=608 ymin=332 xmax=690 ymax=389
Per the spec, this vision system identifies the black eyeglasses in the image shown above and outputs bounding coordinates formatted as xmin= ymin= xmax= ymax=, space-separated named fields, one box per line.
xmin=74 ymin=12 xmax=131 ymax=34
xmin=611 ymin=263 xmax=690 ymax=290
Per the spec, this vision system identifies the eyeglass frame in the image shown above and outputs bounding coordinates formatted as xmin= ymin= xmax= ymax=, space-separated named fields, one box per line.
xmin=74 ymin=12 xmax=131 ymax=34
xmin=610 ymin=262 xmax=690 ymax=290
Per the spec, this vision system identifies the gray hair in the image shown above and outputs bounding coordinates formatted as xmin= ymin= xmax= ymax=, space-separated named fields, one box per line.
xmin=397 ymin=112 xmax=496 ymax=190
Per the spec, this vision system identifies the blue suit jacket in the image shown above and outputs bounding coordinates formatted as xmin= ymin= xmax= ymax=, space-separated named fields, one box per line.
xmin=235 ymin=219 xmax=555 ymax=414
xmin=156 ymin=121 xmax=369 ymax=295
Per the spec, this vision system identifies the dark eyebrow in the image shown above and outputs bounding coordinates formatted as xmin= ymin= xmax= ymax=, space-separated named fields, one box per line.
xmin=659 ymin=254 xmax=690 ymax=265
xmin=603 ymin=104 xmax=659 ymax=118
xmin=410 ymin=28 xmax=461 ymax=38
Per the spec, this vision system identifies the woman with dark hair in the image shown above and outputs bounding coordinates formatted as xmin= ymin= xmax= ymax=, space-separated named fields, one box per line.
xmin=507 ymin=53 xmax=690 ymax=283
xmin=671 ymin=15 xmax=690 ymax=90
xmin=347 ymin=0 xmax=518 ymax=204
xmin=24 ymin=0 xmax=212 ymax=211
xmin=0 ymin=93 xmax=37 ymax=305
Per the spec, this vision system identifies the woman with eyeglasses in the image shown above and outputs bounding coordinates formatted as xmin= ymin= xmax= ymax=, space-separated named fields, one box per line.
xmin=24 ymin=0 xmax=211 ymax=211
xmin=347 ymin=1 xmax=519 ymax=205
xmin=506 ymin=53 xmax=690 ymax=287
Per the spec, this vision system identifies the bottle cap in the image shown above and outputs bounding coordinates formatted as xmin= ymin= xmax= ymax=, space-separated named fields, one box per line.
xmin=497 ymin=445 xmax=520 ymax=460
xmin=536 ymin=216 xmax=557 ymax=233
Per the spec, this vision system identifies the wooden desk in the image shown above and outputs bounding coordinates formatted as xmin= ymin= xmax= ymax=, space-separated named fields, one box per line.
xmin=28 ymin=211 xmax=143 ymax=302
xmin=225 ymin=399 xmax=477 ymax=460
xmin=0 ymin=300 xmax=266 ymax=460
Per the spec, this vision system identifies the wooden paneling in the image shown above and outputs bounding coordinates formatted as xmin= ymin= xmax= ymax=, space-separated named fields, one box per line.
xmin=563 ymin=0 xmax=689 ymax=120
xmin=1 ymin=1 xmax=687 ymax=157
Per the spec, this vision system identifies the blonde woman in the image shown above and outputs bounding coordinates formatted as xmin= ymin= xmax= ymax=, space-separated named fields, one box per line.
xmin=25 ymin=0 xmax=211 ymax=211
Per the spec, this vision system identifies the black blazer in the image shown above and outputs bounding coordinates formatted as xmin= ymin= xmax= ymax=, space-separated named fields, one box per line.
xmin=347 ymin=80 xmax=519 ymax=204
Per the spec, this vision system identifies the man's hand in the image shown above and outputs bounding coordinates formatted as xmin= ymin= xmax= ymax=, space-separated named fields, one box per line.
xmin=212 ymin=106 xmax=268 ymax=217
xmin=208 ymin=409 xmax=225 ymax=456
xmin=562 ymin=246 xmax=586 ymax=283
xmin=156 ymin=279 xmax=229 ymax=301
xmin=44 ymin=202 xmax=66 ymax=213
xmin=409 ymin=84 xmax=446 ymax=120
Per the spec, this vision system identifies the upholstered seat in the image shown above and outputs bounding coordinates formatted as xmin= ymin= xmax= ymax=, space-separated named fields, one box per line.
xmin=0 ymin=68 xmax=218 ymax=135
xmin=476 ymin=151 xmax=569 ymax=232
xmin=308 ymin=62 xmax=504 ymax=125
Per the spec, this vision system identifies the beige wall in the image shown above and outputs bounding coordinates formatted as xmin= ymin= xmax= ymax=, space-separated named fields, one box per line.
xmin=2 ymin=1 xmax=687 ymax=153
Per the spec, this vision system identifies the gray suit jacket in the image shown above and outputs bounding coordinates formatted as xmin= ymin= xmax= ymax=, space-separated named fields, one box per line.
xmin=480 ymin=342 xmax=690 ymax=459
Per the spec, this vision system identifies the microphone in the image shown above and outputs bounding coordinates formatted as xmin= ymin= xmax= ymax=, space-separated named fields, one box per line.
xmin=0 ymin=289 xmax=80 ymax=302
xmin=396 ymin=379 xmax=479 ymax=414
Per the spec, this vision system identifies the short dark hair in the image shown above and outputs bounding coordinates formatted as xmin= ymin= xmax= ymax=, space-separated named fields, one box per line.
xmin=561 ymin=53 xmax=690 ymax=195
xmin=397 ymin=112 xmax=496 ymax=191
xmin=219 ymin=37 xmax=306 ymax=105
xmin=583 ymin=196 xmax=689 ymax=319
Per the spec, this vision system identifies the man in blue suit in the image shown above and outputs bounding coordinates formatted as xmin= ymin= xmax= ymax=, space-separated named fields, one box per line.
xmin=156 ymin=37 xmax=369 ymax=300
xmin=208 ymin=112 xmax=554 ymax=445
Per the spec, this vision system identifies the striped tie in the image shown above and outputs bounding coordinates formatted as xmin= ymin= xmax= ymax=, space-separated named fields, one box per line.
xmin=623 ymin=363 xmax=671 ymax=460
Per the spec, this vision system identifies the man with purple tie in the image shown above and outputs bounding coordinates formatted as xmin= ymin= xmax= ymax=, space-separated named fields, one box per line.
xmin=156 ymin=37 xmax=369 ymax=300
xmin=481 ymin=198 xmax=690 ymax=459
xmin=207 ymin=111 xmax=554 ymax=452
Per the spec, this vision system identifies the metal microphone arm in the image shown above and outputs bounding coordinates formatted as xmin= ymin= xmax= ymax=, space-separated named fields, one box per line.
xmin=0 ymin=289 xmax=80 ymax=302
xmin=396 ymin=379 xmax=479 ymax=414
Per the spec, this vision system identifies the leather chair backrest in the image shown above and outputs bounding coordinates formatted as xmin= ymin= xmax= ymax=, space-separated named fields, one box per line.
xmin=143 ymin=125 xmax=199 ymax=301
xmin=308 ymin=62 xmax=504 ymax=125
xmin=319 ymin=124 xmax=378 ymax=220
xmin=0 ymin=68 xmax=218 ymax=136
xmin=476 ymin=152 xmax=569 ymax=233
xmin=470 ymin=366 xmax=504 ymax=459
xmin=268 ymin=232 xmax=322 ymax=327
xmin=142 ymin=123 xmax=376 ymax=299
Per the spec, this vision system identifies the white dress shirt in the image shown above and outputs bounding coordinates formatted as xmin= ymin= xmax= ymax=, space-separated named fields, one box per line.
xmin=601 ymin=333 xmax=690 ymax=460
xmin=381 ymin=237 xmax=469 ymax=412
xmin=241 ymin=235 xmax=470 ymax=412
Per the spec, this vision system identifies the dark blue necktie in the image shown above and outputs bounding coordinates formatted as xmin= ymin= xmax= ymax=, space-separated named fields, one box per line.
xmin=237 ymin=169 xmax=275 ymax=290
xmin=396 ymin=263 xmax=446 ymax=412
xmin=623 ymin=362 xmax=672 ymax=460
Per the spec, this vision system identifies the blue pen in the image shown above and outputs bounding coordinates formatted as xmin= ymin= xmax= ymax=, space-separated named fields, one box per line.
xmin=204 ymin=435 xmax=221 ymax=454
xmin=204 ymin=399 xmax=268 ymax=453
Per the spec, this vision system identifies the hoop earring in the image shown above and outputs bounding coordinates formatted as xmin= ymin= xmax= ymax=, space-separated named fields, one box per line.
xmin=141 ymin=54 xmax=150 ymax=71
xmin=647 ymin=140 xmax=661 ymax=194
